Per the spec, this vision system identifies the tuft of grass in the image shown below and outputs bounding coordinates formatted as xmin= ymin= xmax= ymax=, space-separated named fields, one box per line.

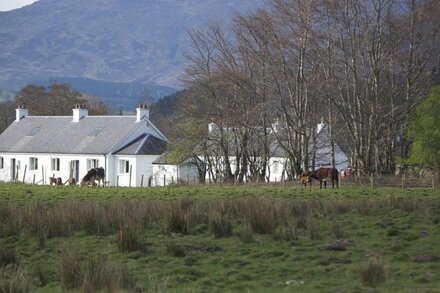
xmin=242 ymin=198 xmax=279 ymax=234
xmin=208 ymin=210 xmax=233 ymax=238
xmin=330 ymin=221 xmax=345 ymax=239
xmin=82 ymin=256 xmax=119 ymax=293
xmin=0 ymin=247 xmax=18 ymax=267
xmin=239 ymin=221 xmax=255 ymax=244
xmin=116 ymin=227 xmax=146 ymax=253
xmin=166 ymin=241 xmax=186 ymax=258
xmin=359 ymin=259 xmax=386 ymax=287
xmin=60 ymin=249 xmax=83 ymax=290
xmin=0 ymin=266 xmax=30 ymax=293
xmin=272 ymin=219 xmax=298 ymax=241
xmin=164 ymin=199 xmax=195 ymax=235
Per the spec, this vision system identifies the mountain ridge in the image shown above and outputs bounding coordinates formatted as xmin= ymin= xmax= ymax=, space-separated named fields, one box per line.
xmin=0 ymin=0 xmax=264 ymax=103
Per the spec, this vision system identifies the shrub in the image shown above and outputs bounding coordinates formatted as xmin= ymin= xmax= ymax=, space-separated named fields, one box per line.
xmin=359 ymin=259 xmax=386 ymax=287
xmin=208 ymin=210 xmax=233 ymax=238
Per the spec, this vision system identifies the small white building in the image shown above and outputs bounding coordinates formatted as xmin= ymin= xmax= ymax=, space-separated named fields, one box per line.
xmin=152 ymin=119 xmax=349 ymax=184
xmin=0 ymin=104 xmax=167 ymax=187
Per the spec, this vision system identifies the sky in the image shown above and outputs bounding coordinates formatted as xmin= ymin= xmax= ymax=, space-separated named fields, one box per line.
xmin=0 ymin=0 xmax=38 ymax=11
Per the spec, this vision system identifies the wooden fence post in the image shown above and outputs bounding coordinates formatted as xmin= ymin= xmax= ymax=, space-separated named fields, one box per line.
xmin=163 ymin=174 xmax=166 ymax=186
xmin=129 ymin=165 xmax=132 ymax=187
xmin=33 ymin=174 xmax=36 ymax=185
xmin=22 ymin=165 xmax=27 ymax=184
xmin=141 ymin=174 xmax=144 ymax=187
xmin=401 ymin=174 xmax=405 ymax=189
xmin=370 ymin=176 xmax=374 ymax=188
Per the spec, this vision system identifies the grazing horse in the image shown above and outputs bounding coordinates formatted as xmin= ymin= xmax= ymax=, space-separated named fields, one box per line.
xmin=49 ymin=177 xmax=63 ymax=186
xmin=300 ymin=172 xmax=312 ymax=187
xmin=309 ymin=167 xmax=339 ymax=189
xmin=81 ymin=167 xmax=105 ymax=187
xmin=64 ymin=177 xmax=76 ymax=186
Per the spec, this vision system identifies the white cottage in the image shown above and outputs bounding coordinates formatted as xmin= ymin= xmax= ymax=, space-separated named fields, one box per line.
xmin=0 ymin=104 xmax=167 ymax=187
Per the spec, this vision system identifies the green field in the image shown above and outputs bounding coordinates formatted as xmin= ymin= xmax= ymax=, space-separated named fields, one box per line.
xmin=1 ymin=183 xmax=439 ymax=292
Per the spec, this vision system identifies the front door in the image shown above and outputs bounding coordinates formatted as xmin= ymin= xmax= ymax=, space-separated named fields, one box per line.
xmin=70 ymin=160 xmax=80 ymax=183
xmin=10 ymin=158 xmax=16 ymax=182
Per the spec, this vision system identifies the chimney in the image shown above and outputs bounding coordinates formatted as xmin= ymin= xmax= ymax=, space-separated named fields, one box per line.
xmin=272 ymin=117 xmax=281 ymax=133
xmin=317 ymin=117 xmax=326 ymax=133
xmin=136 ymin=104 xmax=149 ymax=122
xmin=208 ymin=122 xmax=217 ymax=134
xmin=72 ymin=104 xmax=88 ymax=122
xmin=16 ymin=104 xmax=29 ymax=122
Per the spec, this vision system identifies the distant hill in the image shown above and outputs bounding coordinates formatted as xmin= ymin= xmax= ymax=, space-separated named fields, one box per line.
xmin=0 ymin=0 xmax=264 ymax=106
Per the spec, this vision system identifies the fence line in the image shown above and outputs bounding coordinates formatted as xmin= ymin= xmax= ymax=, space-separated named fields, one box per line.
xmin=162 ymin=174 xmax=436 ymax=189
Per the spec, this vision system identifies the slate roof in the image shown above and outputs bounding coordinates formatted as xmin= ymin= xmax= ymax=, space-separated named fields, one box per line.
xmin=114 ymin=134 xmax=167 ymax=155
xmin=0 ymin=116 xmax=160 ymax=155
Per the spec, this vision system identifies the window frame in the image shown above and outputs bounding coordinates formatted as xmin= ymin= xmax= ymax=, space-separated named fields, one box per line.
xmin=119 ymin=160 xmax=130 ymax=174
xmin=51 ymin=158 xmax=60 ymax=172
xmin=273 ymin=161 xmax=280 ymax=173
xmin=87 ymin=159 xmax=99 ymax=170
xmin=29 ymin=157 xmax=39 ymax=171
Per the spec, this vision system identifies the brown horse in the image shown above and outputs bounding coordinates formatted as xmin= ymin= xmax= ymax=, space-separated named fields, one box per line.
xmin=300 ymin=172 xmax=312 ymax=187
xmin=309 ymin=167 xmax=339 ymax=189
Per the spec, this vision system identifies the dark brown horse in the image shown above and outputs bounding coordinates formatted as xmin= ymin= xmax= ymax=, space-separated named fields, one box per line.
xmin=309 ymin=168 xmax=339 ymax=189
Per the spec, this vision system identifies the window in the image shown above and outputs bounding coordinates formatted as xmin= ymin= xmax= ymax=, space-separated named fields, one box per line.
xmin=29 ymin=157 xmax=38 ymax=171
xmin=27 ymin=127 xmax=41 ymax=136
xmin=0 ymin=157 xmax=3 ymax=169
xmin=51 ymin=158 xmax=60 ymax=172
xmin=88 ymin=128 xmax=102 ymax=138
xmin=119 ymin=160 xmax=130 ymax=174
xmin=273 ymin=161 xmax=280 ymax=173
xmin=87 ymin=159 xmax=99 ymax=170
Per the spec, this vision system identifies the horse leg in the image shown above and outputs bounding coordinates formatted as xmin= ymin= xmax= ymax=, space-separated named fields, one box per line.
xmin=324 ymin=180 xmax=327 ymax=189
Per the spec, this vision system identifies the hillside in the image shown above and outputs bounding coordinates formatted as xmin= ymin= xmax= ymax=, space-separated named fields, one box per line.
xmin=0 ymin=0 xmax=263 ymax=106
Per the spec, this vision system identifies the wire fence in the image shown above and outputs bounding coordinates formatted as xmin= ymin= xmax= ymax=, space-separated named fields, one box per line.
xmin=169 ymin=174 xmax=437 ymax=189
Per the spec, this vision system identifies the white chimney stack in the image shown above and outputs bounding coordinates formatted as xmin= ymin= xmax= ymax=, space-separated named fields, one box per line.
xmin=72 ymin=104 xmax=88 ymax=122
xmin=16 ymin=104 xmax=29 ymax=122
xmin=272 ymin=117 xmax=281 ymax=133
xmin=317 ymin=117 xmax=326 ymax=133
xmin=208 ymin=122 xmax=219 ymax=134
xmin=136 ymin=105 xmax=149 ymax=122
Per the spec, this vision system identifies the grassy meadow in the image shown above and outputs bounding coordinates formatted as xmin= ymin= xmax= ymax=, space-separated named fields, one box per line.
xmin=0 ymin=183 xmax=439 ymax=292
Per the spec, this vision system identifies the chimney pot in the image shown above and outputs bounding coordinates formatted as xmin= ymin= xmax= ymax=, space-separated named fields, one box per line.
xmin=16 ymin=105 xmax=29 ymax=122
xmin=72 ymin=105 xmax=88 ymax=122
xmin=136 ymin=105 xmax=149 ymax=122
